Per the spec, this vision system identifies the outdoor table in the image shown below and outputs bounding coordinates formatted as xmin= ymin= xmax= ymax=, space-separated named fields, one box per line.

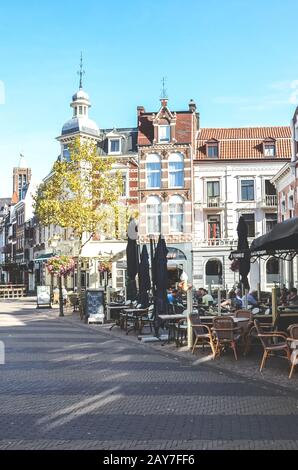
xmin=158 ymin=314 xmax=187 ymax=342
xmin=107 ymin=304 xmax=132 ymax=330
xmin=125 ymin=308 xmax=149 ymax=335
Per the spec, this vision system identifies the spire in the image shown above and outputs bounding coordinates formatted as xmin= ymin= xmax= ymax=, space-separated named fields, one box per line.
xmin=77 ymin=52 xmax=85 ymax=89
xmin=19 ymin=153 xmax=27 ymax=168
xmin=160 ymin=77 xmax=168 ymax=107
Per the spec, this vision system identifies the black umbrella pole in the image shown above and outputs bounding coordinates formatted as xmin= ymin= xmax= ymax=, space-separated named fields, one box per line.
xmin=149 ymin=237 xmax=155 ymax=295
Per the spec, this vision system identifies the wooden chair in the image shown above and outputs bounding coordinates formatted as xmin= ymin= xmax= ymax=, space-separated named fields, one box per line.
xmin=287 ymin=324 xmax=298 ymax=378
xmin=212 ymin=316 xmax=242 ymax=360
xmin=138 ymin=305 xmax=155 ymax=335
xmin=254 ymin=319 xmax=291 ymax=372
xmin=189 ymin=313 xmax=217 ymax=358
xmin=235 ymin=310 xmax=253 ymax=355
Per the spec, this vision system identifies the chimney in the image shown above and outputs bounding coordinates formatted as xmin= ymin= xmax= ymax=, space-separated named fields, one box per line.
xmin=137 ymin=106 xmax=145 ymax=116
xmin=189 ymin=99 xmax=196 ymax=113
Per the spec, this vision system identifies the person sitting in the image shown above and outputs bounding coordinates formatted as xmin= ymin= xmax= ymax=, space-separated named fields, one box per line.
xmin=235 ymin=289 xmax=243 ymax=308
xmin=221 ymin=290 xmax=242 ymax=310
xmin=288 ymin=287 xmax=298 ymax=306
xmin=201 ymin=288 xmax=214 ymax=306
xmin=167 ymin=288 xmax=178 ymax=305
xmin=242 ymin=290 xmax=258 ymax=308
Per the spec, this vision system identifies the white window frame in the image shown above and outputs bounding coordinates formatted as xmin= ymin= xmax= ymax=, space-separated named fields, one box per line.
xmin=146 ymin=196 xmax=162 ymax=234
xmin=168 ymin=153 xmax=184 ymax=188
xmin=146 ymin=154 xmax=161 ymax=189
xmin=158 ymin=125 xmax=170 ymax=143
xmin=169 ymin=195 xmax=184 ymax=233
xmin=264 ymin=142 xmax=276 ymax=157
xmin=239 ymin=178 xmax=255 ymax=202
xmin=109 ymin=138 xmax=121 ymax=155
xmin=120 ymin=172 xmax=129 ymax=198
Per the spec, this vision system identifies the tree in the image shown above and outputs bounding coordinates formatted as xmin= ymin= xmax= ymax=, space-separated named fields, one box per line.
xmin=34 ymin=137 xmax=122 ymax=319
xmin=46 ymin=256 xmax=75 ymax=317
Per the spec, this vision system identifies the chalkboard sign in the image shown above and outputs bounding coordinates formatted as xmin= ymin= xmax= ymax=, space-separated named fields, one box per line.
xmin=86 ymin=288 xmax=105 ymax=323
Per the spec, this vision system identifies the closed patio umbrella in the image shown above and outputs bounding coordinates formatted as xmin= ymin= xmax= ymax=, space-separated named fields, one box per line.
xmin=153 ymin=235 xmax=169 ymax=316
xmin=126 ymin=219 xmax=139 ymax=301
xmin=138 ymin=245 xmax=151 ymax=308
xmin=237 ymin=216 xmax=250 ymax=292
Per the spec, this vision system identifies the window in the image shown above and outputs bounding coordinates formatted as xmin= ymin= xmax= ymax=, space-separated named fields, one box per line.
xmin=169 ymin=195 xmax=184 ymax=233
xmin=241 ymin=213 xmax=255 ymax=237
xmin=146 ymin=154 xmax=161 ymax=188
xmin=241 ymin=180 xmax=254 ymax=201
xmin=109 ymin=139 xmax=121 ymax=154
xmin=207 ymin=144 xmax=219 ymax=158
xmin=266 ymin=258 xmax=279 ymax=284
xmin=207 ymin=181 xmax=220 ymax=207
xmin=205 ymin=259 xmax=222 ymax=285
xmin=265 ymin=213 xmax=277 ymax=233
xmin=207 ymin=215 xmax=220 ymax=240
xmin=63 ymin=144 xmax=70 ymax=160
xmin=79 ymin=106 xmax=83 ymax=115
xmin=289 ymin=194 xmax=294 ymax=210
xmin=264 ymin=142 xmax=276 ymax=157
xmin=168 ymin=153 xmax=184 ymax=188
xmin=265 ymin=180 xmax=277 ymax=206
xmin=159 ymin=125 xmax=170 ymax=143
xmin=121 ymin=173 xmax=127 ymax=197
xmin=147 ymin=196 xmax=161 ymax=234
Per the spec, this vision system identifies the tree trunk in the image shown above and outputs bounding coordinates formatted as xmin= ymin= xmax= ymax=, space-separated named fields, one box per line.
xmin=77 ymin=236 xmax=83 ymax=320
xmin=58 ymin=276 xmax=64 ymax=317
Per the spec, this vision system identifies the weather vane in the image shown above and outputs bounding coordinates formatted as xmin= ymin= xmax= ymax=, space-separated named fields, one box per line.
xmin=77 ymin=52 xmax=85 ymax=89
xmin=161 ymin=76 xmax=168 ymax=99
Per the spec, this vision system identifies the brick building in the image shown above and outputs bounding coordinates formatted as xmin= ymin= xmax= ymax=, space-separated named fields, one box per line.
xmin=137 ymin=96 xmax=198 ymax=277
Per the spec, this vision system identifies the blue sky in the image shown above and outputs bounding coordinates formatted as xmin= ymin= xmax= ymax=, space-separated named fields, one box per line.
xmin=1 ymin=0 xmax=298 ymax=197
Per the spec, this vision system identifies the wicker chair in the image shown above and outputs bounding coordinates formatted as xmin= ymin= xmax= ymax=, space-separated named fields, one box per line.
xmin=254 ymin=319 xmax=291 ymax=372
xmin=212 ymin=316 xmax=242 ymax=360
xmin=189 ymin=313 xmax=217 ymax=358
xmin=235 ymin=310 xmax=253 ymax=355
xmin=287 ymin=324 xmax=298 ymax=378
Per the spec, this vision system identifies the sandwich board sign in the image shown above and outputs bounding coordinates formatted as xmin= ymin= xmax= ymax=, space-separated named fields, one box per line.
xmin=86 ymin=288 xmax=105 ymax=324
xmin=36 ymin=285 xmax=51 ymax=308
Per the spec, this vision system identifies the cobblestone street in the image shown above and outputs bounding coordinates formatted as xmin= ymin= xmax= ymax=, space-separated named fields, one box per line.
xmin=0 ymin=299 xmax=298 ymax=450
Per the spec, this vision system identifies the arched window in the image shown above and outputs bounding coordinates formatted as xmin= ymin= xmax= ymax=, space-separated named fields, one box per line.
xmin=147 ymin=196 xmax=161 ymax=234
xmin=169 ymin=195 xmax=184 ymax=233
xmin=146 ymin=154 xmax=161 ymax=188
xmin=168 ymin=153 xmax=184 ymax=188
xmin=205 ymin=259 xmax=222 ymax=285
xmin=266 ymin=258 xmax=279 ymax=284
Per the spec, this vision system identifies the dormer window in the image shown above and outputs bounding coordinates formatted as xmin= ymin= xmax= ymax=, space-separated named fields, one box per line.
xmin=206 ymin=140 xmax=219 ymax=158
xmin=263 ymin=139 xmax=276 ymax=157
xmin=109 ymin=138 xmax=121 ymax=154
xmin=159 ymin=125 xmax=170 ymax=143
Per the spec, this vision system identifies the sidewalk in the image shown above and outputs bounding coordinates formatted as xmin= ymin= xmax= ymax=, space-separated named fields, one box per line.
xmin=1 ymin=297 xmax=297 ymax=393
xmin=62 ymin=310 xmax=298 ymax=394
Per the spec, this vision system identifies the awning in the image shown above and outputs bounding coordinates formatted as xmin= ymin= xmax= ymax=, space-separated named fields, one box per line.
xmin=229 ymin=217 xmax=298 ymax=262
xmin=250 ymin=217 xmax=298 ymax=253
xmin=34 ymin=253 xmax=54 ymax=262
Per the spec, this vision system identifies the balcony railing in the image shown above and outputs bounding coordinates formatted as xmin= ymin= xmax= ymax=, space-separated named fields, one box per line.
xmin=207 ymin=196 xmax=221 ymax=208
xmin=264 ymin=195 xmax=277 ymax=207
xmin=193 ymin=238 xmax=238 ymax=248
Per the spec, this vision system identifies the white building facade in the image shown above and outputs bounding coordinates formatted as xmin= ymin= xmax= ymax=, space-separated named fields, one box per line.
xmin=192 ymin=126 xmax=292 ymax=292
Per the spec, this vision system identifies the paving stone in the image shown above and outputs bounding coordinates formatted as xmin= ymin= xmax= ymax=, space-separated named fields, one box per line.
xmin=0 ymin=299 xmax=298 ymax=450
